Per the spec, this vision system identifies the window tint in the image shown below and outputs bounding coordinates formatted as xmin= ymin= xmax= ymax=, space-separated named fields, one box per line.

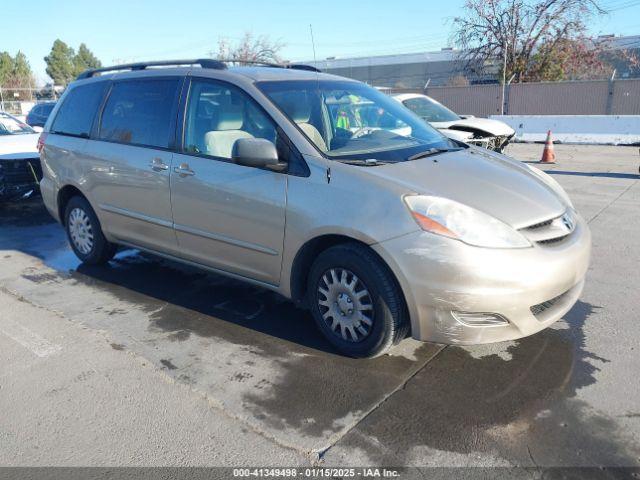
xmin=51 ymin=82 xmax=107 ymax=137
xmin=99 ymin=79 xmax=179 ymax=148
xmin=184 ymin=79 xmax=277 ymax=160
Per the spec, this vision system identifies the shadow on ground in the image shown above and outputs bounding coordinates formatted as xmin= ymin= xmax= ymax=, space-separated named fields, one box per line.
xmin=548 ymin=171 xmax=640 ymax=180
xmin=330 ymin=301 xmax=640 ymax=468
xmin=2 ymin=197 xmax=639 ymax=467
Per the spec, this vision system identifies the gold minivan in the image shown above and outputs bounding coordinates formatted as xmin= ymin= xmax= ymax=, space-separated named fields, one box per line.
xmin=39 ymin=60 xmax=591 ymax=357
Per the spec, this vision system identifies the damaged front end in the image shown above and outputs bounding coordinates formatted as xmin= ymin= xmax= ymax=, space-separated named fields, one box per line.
xmin=453 ymin=128 xmax=514 ymax=153
xmin=0 ymin=158 xmax=42 ymax=201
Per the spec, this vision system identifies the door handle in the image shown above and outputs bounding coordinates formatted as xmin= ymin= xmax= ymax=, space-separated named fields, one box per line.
xmin=149 ymin=158 xmax=169 ymax=171
xmin=174 ymin=163 xmax=195 ymax=177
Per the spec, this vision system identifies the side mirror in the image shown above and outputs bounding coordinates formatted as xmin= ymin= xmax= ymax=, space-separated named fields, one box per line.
xmin=232 ymin=138 xmax=285 ymax=171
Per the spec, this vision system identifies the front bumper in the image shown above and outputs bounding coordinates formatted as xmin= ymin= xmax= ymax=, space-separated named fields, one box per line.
xmin=0 ymin=158 xmax=42 ymax=201
xmin=372 ymin=213 xmax=591 ymax=344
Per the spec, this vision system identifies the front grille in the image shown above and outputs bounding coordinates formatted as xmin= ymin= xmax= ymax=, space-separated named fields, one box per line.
xmin=0 ymin=159 xmax=42 ymax=186
xmin=537 ymin=235 xmax=569 ymax=245
xmin=530 ymin=290 xmax=569 ymax=317
xmin=524 ymin=218 xmax=553 ymax=230
xmin=519 ymin=210 xmax=575 ymax=246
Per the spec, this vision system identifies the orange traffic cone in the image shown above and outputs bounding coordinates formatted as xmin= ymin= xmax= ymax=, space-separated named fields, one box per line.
xmin=540 ymin=130 xmax=556 ymax=164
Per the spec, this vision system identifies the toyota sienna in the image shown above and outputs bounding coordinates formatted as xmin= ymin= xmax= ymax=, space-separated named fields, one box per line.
xmin=39 ymin=59 xmax=591 ymax=357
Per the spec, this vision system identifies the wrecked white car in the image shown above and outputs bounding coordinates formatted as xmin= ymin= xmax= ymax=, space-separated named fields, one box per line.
xmin=0 ymin=111 xmax=42 ymax=201
xmin=392 ymin=93 xmax=515 ymax=152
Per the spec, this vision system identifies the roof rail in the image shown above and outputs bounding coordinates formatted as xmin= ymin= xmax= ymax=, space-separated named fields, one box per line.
xmin=76 ymin=59 xmax=227 ymax=80
xmin=284 ymin=64 xmax=321 ymax=73
xmin=216 ymin=59 xmax=321 ymax=72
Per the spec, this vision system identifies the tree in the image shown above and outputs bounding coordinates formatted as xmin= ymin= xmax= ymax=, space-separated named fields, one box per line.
xmin=73 ymin=43 xmax=102 ymax=76
xmin=215 ymin=32 xmax=285 ymax=64
xmin=0 ymin=51 xmax=35 ymax=102
xmin=452 ymin=0 xmax=606 ymax=83
xmin=0 ymin=51 xmax=13 ymax=85
xmin=527 ymin=37 xmax=608 ymax=81
xmin=44 ymin=39 xmax=76 ymax=85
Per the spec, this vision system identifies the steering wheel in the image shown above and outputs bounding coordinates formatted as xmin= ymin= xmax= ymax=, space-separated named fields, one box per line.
xmin=351 ymin=127 xmax=375 ymax=139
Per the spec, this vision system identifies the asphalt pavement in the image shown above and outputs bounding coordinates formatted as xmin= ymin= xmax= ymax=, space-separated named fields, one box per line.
xmin=0 ymin=144 xmax=639 ymax=474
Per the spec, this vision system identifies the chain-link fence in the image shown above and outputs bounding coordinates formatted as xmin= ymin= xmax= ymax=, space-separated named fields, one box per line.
xmin=0 ymin=86 xmax=61 ymax=116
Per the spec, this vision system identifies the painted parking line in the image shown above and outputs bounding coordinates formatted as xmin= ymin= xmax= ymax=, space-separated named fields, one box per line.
xmin=0 ymin=319 xmax=62 ymax=358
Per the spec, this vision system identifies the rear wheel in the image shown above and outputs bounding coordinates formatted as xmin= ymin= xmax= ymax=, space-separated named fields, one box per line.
xmin=307 ymin=243 xmax=409 ymax=358
xmin=64 ymin=196 xmax=116 ymax=265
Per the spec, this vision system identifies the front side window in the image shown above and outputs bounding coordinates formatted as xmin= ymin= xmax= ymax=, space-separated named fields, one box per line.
xmin=402 ymin=96 xmax=460 ymax=123
xmin=0 ymin=112 xmax=34 ymax=135
xmin=258 ymin=80 xmax=454 ymax=162
xmin=99 ymin=79 xmax=179 ymax=148
xmin=50 ymin=82 xmax=107 ymax=137
xmin=184 ymin=79 xmax=278 ymax=160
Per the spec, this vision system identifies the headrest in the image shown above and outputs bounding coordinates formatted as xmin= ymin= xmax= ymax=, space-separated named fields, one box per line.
xmin=213 ymin=104 xmax=244 ymax=131
xmin=281 ymin=94 xmax=312 ymax=124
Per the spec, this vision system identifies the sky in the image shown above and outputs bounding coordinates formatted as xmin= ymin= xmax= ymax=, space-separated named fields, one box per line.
xmin=3 ymin=0 xmax=640 ymax=85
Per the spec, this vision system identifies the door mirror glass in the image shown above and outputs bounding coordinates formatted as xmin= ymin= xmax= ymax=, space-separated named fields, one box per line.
xmin=232 ymin=138 xmax=282 ymax=169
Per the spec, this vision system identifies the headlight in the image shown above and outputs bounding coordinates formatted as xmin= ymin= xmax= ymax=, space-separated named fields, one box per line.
xmin=404 ymin=195 xmax=531 ymax=249
xmin=526 ymin=164 xmax=573 ymax=208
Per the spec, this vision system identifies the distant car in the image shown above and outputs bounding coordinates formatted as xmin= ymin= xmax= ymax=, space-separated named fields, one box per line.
xmin=392 ymin=93 xmax=515 ymax=152
xmin=0 ymin=111 xmax=42 ymax=201
xmin=26 ymin=101 xmax=56 ymax=128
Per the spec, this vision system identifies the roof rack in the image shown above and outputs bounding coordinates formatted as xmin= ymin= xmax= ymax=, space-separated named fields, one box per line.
xmin=75 ymin=58 xmax=321 ymax=81
xmin=216 ymin=59 xmax=321 ymax=72
xmin=76 ymin=59 xmax=227 ymax=80
xmin=284 ymin=64 xmax=321 ymax=72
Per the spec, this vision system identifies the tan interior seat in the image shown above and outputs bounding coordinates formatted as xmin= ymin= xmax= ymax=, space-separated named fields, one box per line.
xmin=282 ymin=99 xmax=327 ymax=152
xmin=204 ymin=104 xmax=253 ymax=158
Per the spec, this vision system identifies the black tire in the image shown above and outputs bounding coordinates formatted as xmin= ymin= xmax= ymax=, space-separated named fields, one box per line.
xmin=307 ymin=243 xmax=409 ymax=358
xmin=64 ymin=196 xmax=116 ymax=265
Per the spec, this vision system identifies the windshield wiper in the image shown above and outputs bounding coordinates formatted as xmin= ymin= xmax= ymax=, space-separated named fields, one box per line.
xmin=407 ymin=147 xmax=462 ymax=161
xmin=337 ymin=158 xmax=389 ymax=166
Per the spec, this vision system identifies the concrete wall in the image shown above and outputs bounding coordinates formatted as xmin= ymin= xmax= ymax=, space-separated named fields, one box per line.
xmin=490 ymin=115 xmax=640 ymax=145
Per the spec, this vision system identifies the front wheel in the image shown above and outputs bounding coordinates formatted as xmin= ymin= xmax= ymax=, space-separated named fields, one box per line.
xmin=64 ymin=196 xmax=116 ymax=265
xmin=307 ymin=243 xmax=409 ymax=358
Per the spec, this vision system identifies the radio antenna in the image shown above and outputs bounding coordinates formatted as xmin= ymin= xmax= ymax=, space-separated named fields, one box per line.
xmin=309 ymin=24 xmax=317 ymax=66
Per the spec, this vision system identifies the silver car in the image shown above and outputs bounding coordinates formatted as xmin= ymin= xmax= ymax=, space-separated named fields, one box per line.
xmin=39 ymin=59 xmax=590 ymax=358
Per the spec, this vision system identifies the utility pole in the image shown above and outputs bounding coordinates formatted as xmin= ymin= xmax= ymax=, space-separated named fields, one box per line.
xmin=500 ymin=39 xmax=507 ymax=116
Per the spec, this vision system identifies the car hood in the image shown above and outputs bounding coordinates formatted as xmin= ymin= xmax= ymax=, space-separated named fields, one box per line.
xmin=438 ymin=128 xmax=474 ymax=142
xmin=0 ymin=134 xmax=40 ymax=160
xmin=366 ymin=148 xmax=566 ymax=229
xmin=431 ymin=117 xmax=515 ymax=137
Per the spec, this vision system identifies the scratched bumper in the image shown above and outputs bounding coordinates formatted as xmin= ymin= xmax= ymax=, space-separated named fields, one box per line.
xmin=372 ymin=213 xmax=591 ymax=344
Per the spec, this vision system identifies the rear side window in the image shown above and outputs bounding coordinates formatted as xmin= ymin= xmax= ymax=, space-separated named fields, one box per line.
xmin=51 ymin=82 xmax=107 ymax=137
xmin=98 ymin=79 xmax=180 ymax=149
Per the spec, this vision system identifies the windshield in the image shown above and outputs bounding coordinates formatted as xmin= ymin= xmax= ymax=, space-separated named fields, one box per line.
xmin=0 ymin=112 xmax=35 ymax=135
xmin=257 ymin=80 xmax=456 ymax=162
xmin=402 ymin=96 xmax=460 ymax=123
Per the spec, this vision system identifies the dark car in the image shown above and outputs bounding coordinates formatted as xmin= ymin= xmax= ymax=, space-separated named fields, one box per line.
xmin=26 ymin=102 xmax=56 ymax=128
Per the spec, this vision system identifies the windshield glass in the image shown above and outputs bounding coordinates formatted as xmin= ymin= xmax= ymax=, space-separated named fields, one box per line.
xmin=0 ymin=112 xmax=35 ymax=135
xmin=257 ymin=80 xmax=456 ymax=162
xmin=402 ymin=96 xmax=460 ymax=123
